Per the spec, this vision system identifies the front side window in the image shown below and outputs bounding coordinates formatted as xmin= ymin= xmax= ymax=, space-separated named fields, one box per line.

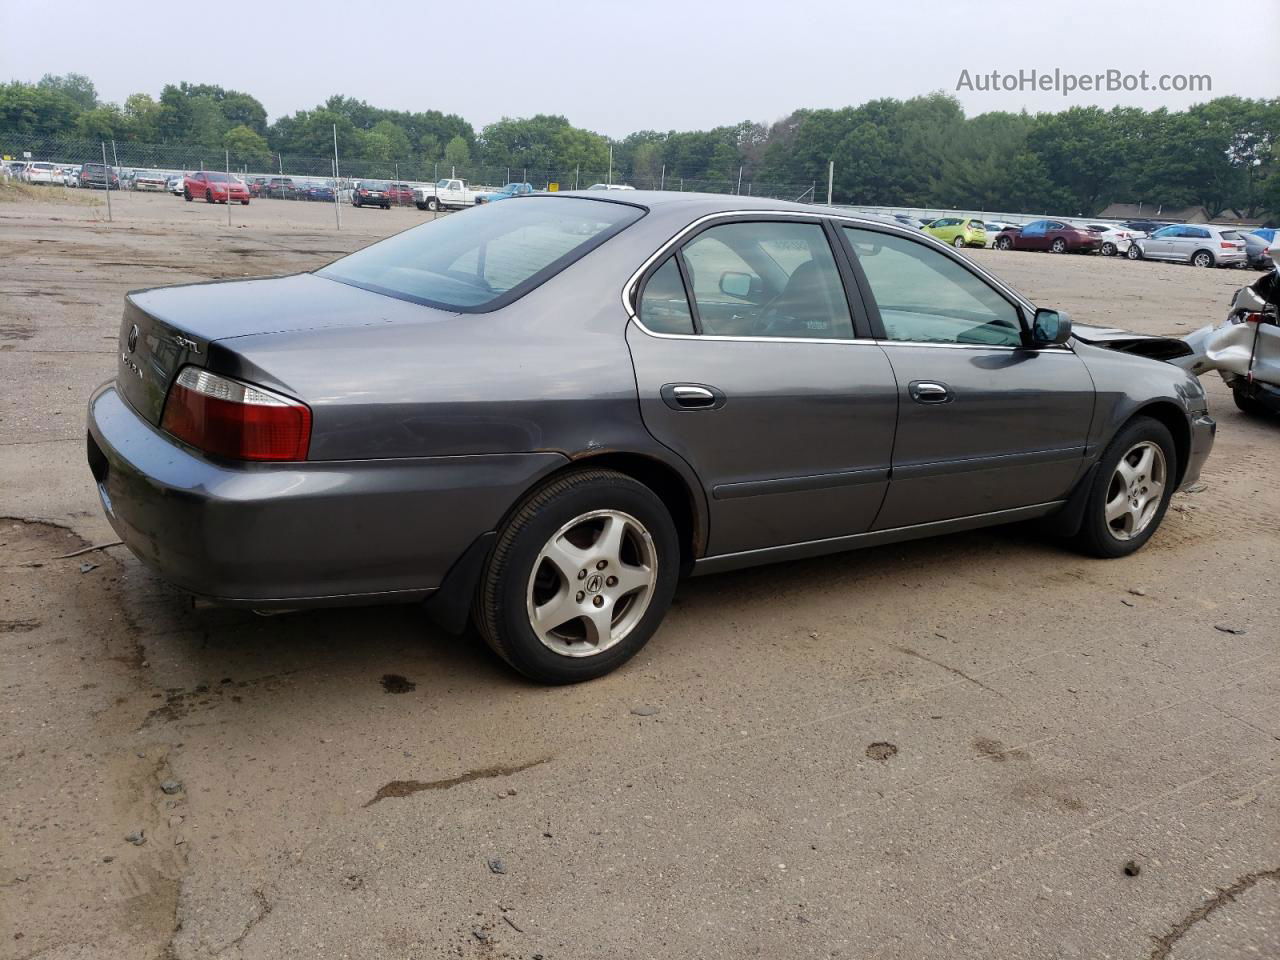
xmin=319 ymin=197 xmax=642 ymax=311
xmin=638 ymin=257 xmax=695 ymax=335
xmin=1151 ymin=226 xmax=1179 ymax=238
xmin=844 ymin=228 xmax=1022 ymax=347
xmin=678 ymin=221 xmax=853 ymax=339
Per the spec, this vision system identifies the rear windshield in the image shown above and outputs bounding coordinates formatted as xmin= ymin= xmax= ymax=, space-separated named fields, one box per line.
xmin=319 ymin=197 xmax=643 ymax=312
xmin=360 ymin=181 xmax=389 ymax=189
xmin=1220 ymin=230 xmax=1243 ymax=240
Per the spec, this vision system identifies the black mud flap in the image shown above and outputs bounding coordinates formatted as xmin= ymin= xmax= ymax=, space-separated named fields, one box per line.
xmin=1038 ymin=462 xmax=1099 ymax=538
xmin=422 ymin=531 xmax=496 ymax=635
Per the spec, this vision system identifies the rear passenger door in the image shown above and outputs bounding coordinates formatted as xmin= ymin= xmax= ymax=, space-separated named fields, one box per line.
xmin=840 ymin=225 xmax=1094 ymax=528
xmin=626 ymin=216 xmax=899 ymax=558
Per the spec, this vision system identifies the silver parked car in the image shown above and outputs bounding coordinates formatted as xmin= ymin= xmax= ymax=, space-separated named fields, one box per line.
xmin=1127 ymin=224 xmax=1248 ymax=267
xmin=87 ymin=193 xmax=1214 ymax=683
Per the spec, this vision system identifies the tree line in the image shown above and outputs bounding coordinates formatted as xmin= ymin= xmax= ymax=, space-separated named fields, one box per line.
xmin=3 ymin=74 xmax=1277 ymax=218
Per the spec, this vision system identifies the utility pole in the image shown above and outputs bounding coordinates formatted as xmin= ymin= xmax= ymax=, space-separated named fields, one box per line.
xmin=225 ymin=148 xmax=231 ymax=227
xmin=660 ymin=164 xmax=665 ymax=191
xmin=736 ymin=165 xmax=743 ymax=195
xmin=827 ymin=161 xmax=834 ymax=205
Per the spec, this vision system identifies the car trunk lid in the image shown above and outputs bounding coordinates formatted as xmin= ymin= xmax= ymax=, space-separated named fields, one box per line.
xmin=116 ymin=272 xmax=456 ymax=425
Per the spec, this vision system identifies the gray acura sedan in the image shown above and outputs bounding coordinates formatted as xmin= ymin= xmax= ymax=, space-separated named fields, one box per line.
xmin=88 ymin=193 xmax=1215 ymax=682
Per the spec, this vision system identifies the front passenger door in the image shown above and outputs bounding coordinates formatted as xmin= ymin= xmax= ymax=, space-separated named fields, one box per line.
xmin=842 ymin=226 xmax=1094 ymax=528
xmin=1017 ymin=220 xmax=1048 ymax=251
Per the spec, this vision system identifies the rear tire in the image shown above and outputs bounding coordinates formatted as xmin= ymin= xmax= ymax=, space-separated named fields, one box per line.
xmin=1073 ymin=417 xmax=1177 ymax=559
xmin=474 ymin=468 xmax=680 ymax=684
xmin=953 ymin=235 xmax=966 ymax=248
xmin=1192 ymin=250 xmax=1215 ymax=268
xmin=1051 ymin=237 xmax=1068 ymax=253
xmin=1101 ymin=241 xmax=1116 ymax=257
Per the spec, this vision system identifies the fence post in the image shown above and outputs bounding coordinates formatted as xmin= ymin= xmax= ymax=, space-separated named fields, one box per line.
xmin=100 ymin=142 xmax=112 ymax=222
xmin=660 ymin=164 xmax=665 ymax=191
xmin=332 ymin=124 xmax=341 ymax=230
xmin=827 ymin=161 xmax=834 ymax=205
xmin=225 ymin=149 xmax=232 ymax=226
xmin=575 ymin=165 xmax=579 ymax=190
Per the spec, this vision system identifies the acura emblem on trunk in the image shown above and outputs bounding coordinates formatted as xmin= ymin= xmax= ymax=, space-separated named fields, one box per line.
xmin=127 ymin=324 xmax=139 ymax=353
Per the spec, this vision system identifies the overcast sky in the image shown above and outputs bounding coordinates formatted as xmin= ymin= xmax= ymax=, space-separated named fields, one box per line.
xmin=4 ymin=0 xmax=1275 ymax=136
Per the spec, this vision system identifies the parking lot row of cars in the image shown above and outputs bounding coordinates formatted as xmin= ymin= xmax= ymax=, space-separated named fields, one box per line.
xmin=901 ymin=213 xmax=1271 ymax=270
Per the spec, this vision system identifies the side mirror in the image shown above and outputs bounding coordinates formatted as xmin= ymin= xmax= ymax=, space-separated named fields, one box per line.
xmin=719 ymin=271 xmax=757 ymax=299
xmin=1031 ymin=308 xmax=1072 ymax=346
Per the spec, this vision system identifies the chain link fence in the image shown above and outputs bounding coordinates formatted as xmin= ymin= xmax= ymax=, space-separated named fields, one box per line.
xmin=0 ymin=133 xmax=820 ymax=204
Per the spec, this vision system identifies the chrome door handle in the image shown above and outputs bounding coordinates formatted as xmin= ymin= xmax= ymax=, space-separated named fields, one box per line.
xmin=909 ymin=380 xmax=953 ymax=404
xmin=661 ymin=383 xmax=725 ymax=410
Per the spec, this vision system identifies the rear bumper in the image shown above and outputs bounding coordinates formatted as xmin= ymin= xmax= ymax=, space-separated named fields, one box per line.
xmin=87 ymin=382 xmax=565 ymax=608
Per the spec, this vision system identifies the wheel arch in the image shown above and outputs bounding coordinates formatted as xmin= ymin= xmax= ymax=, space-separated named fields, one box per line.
xmin=557 ymin=451 xmax=705 ymax=571
xmin=1126 ymin=400 xmax=1191 ymax=486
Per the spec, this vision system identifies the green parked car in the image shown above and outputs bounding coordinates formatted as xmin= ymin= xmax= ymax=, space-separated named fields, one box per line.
xmin=923 ymin=216 xmax=987 ymax=248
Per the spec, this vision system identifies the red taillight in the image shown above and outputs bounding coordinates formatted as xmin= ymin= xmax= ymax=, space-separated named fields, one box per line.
xmin=160 ymin=367 xmax=310 ymax=461
xmin=1221 ymin=242 xmax=1235 ymax=249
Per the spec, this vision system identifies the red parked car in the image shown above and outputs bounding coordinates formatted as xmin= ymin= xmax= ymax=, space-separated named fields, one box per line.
xmin=386 ymin=182 xmax=415 ymax=205
xmin=993 ymin=219 xmax=1101 ymax=254
xmin=184 ymin=171 xmax=250 ymax=205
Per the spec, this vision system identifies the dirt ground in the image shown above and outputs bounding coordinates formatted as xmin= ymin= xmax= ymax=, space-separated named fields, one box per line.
xmin=1 ymin=190 xmax=1277 ymax=960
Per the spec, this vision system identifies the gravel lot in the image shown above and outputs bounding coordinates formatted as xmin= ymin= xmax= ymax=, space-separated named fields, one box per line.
xmin=2 ymin=190 xmax=1277 ymax=960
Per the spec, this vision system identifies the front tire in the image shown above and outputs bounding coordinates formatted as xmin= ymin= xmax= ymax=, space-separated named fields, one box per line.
xmin=995 ymin=236 xmax=1012 ymax=251
xmin=426 ymin=197 xmax=439 ymax=212
xmin=474 ymin=469 xmax=680 ymax=684
xmin=1127 ymin=244 xmax=1142 ymax=260
xmin=183 ymin=188 xmax=192 ymax=202
xmin=1073 ymin=417 xmax=1176 ymax=558
xmin=1233 ymin=383 xmax=1269 ymax=416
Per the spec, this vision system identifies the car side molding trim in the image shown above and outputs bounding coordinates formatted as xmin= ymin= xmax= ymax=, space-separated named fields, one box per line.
xmin=692 ymin=500 xmax=1065 ymax=576
xmin=713 ymin=466 xmax=890 ymax=500
xmin=891 ymin=445 xmax=1086 ymax=480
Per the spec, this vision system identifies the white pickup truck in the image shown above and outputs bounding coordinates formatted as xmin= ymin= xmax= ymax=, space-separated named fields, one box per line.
xmin=414 ymin=178 xmax=485 ymax=211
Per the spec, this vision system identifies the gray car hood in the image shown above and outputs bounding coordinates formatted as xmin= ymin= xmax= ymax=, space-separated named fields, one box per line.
xmin=1071 ymin=322 xmax=1192 ymax=362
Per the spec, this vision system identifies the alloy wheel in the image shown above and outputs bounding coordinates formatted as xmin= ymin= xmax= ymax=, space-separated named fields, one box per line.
xmin=1104 ymin=441 xmax=1166 ymax=540
xmin=526 ymin=509 xmax=658 ymax=658
xmin=1193 ymin=252 xmax=1212 ymax=268
xmin=1052 ymin=238 xmax=1067 ymax=253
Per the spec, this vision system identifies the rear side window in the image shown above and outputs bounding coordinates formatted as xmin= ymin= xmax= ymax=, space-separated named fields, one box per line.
xmin=679 ymin=221 xmax=853 ymax=339
xmin=844 ymin=227 xmax=1022 ymax=347
xmin=638 ymin=257 xmax=694 ymax=335
xmin=319 ymin=197 xmax=643 ymax=311
xmin=1185 ymin=227 xmax=1210 ymax=239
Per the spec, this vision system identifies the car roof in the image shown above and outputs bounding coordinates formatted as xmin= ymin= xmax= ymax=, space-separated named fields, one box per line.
xmin=550 ymin=190 xmax=842 ymax=216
